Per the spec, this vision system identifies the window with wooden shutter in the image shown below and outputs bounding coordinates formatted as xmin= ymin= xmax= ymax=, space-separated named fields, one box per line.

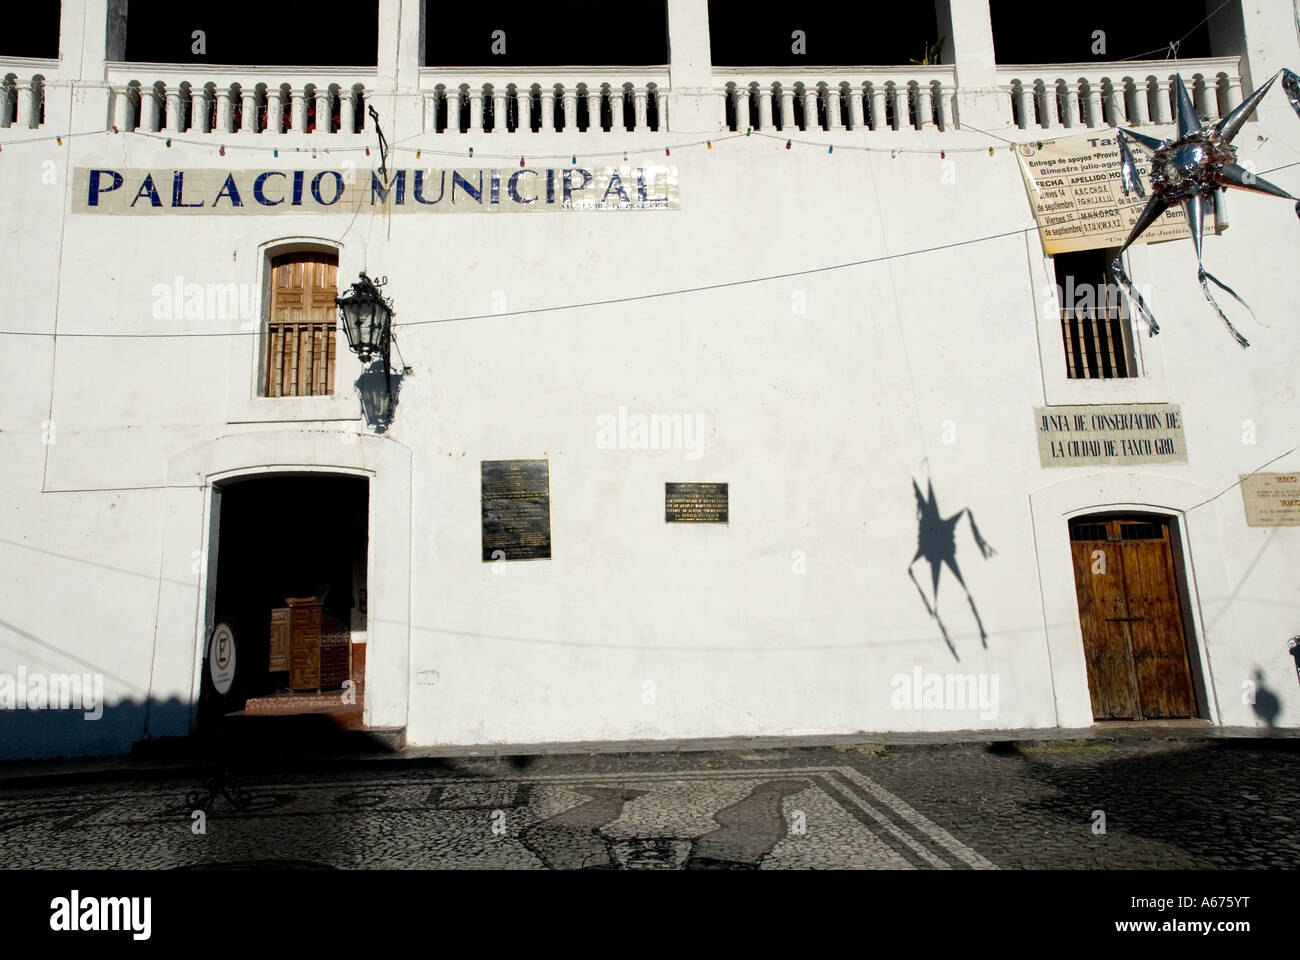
xmin=264 ymin=252 xmax=339 ymax=397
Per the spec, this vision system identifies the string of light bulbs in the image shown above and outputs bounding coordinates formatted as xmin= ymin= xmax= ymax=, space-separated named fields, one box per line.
xmin=0 ymin=119 xmax=1053 ymax=164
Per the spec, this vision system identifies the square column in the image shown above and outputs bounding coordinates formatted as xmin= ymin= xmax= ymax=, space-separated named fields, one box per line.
xmin=666 ymin=0 xmax=718 ymax=132
xmin=933 ymin=0 xmax=1006 ymax=130
xmin=377 ymin=0 xmax=425 ymax=140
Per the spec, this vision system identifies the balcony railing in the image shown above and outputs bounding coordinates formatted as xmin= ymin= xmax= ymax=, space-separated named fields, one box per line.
xmin=102 ymin=63 xmax=378 ymax=135
xmin=0 ymin=54 xmax=1250 ymax=136
xmin=0 ymin=58 xmax=56 ymax=129
xmin=418 ymin=68 xmax=670 ymax=133
xmin=998 ymin=56 xmax=1243 ymax=130
xmin=714 ymin=66 xmax=959 ymax=132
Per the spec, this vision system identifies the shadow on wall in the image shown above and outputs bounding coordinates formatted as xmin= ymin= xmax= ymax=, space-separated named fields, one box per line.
xmin=355 ymin=359 xmax=404 ymax=434
xmin=906 ymin=476 xmax=996 ymax=662
xmin=0 ymin=697 xmax=193 ymax=762
xmin=1250 ymin=667 xmax=1282 ymax=729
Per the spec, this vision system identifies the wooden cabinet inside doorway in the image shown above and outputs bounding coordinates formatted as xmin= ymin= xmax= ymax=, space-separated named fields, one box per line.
xmin=1069 ymin=516 xmax=1198 ymax=720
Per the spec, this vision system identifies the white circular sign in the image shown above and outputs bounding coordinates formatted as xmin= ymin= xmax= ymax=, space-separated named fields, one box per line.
xmin=209 ymin=623 xmax=236 ymax=695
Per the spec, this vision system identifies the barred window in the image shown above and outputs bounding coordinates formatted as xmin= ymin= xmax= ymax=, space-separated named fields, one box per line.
xmin=1054 ymin=248 xmax=1137 ymax=380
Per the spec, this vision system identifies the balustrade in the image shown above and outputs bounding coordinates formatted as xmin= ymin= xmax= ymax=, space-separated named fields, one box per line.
xmin=999 ymin=57 xmax=1243 ymax=130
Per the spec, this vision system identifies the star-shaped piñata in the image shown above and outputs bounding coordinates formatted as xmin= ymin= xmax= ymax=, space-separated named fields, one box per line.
xmin=1111 ymin=70 xmax=1300 ymax=347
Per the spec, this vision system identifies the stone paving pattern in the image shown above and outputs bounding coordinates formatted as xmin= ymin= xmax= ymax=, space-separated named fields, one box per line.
xmin=0 ymin=740 xmax=1296 ymax=869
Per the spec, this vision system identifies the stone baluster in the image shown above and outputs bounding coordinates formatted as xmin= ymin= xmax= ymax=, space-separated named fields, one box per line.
xmin=214 ymin=87 xmax=232 ymax=132
xmin=510 ymin=89 xmax=523 ymax=132
xmin=15 ymin=81 xmax=36 ymax=128
xmin=444 ymin=92 xmax=459 ymax=132
xmin=802 ymin=90 xmax=818 ymax=130
xmin=1038 ymin=84 xmax=1055 ymax=129
xmin=240 ymin=88 xmax=257 ymax=132
xmin=0 ymin=82 xmax=11 ymax=128
xmin=541 ymin=90 xmax=556 ymax=131
xmin=490 ymin=89 xmax=505 ymax=131
xmin=290 ymin=89 xmax=307 ymax=133
xmin=265 ymin=89 xmax=282 ymax=134
xmin=1131 ymin=80 xmax=1151 ymax=125
xmin=779 ymin=89 xmax=794 ymax=130
xmin=162 ymin=85 xmax=180 ymax=132
xmin=1193 ymin=79 xmax=1211 ymax=120
xmin=563 ymin=89 xmax=577 ymax=130
xmin=1104 ymin=84 xmax=1122 ymax=126
xmin=1152 ymin=78 xmax=1171 ymax=123
xmin=138 ymin=85 xmax=159 ymax=131
xmin=1223 ymin=75 xmax=1243 ymax=113
xmin=314 ymin=88 xmax=330 ymax=132
xmin=1085 ymin=84 xmax=1102 ymax=127
xmin=915 ymin=84 xmax=932 ymax=130
xmin=341 ymin=89 xmax=357 ymax=133
xmin=1010 ymin=84 xmax=1027 ymax=128
xmin=823 ymin=87 xmax=841 ymax=129
xmin=848 ymin=86 xmax=865 ymax=130
xmin=111 ymin=85 xmax=132 ymax=131
xmin=869 ymin=86 xmax=886 ymax=130
xmin=1059 ymin=81 xmax=1077 ymax=127
xmin=189 ymin=88 xmax=207 ymax=133
xmin=728 ymin=87 xmax=743 ymax=129
xmin=933 ymin=83 xmax=949 ymax=129
xmin=470 ymin=88 xmax=485 ymax=131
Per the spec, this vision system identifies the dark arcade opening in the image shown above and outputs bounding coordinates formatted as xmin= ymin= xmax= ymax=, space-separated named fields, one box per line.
xmin=208 ymin=474 xmax=369 ymax=717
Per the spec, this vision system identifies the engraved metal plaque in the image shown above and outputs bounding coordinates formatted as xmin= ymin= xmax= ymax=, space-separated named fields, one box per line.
xmin=665 ymin=482 xmax=728 ymax=523
xmin=481 ymin=459 xmax=551 ymax=561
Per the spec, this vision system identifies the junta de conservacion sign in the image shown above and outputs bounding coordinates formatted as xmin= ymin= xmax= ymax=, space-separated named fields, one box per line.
xmin=71 ymin=166 xmax=679 ymax=214
xmin=1036 ymin=403 xmax=1188 ymax=467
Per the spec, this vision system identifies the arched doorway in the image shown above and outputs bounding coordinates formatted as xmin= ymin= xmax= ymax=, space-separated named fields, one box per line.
xmin=1067 ymin=513 xmax=1200 ymax=720
xmin=207 ymin=473 xmax=369 ymax=716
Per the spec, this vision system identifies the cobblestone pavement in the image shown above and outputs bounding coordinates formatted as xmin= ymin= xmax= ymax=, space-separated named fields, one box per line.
xmin=0 ymin=739 xmax=1295 ymax=869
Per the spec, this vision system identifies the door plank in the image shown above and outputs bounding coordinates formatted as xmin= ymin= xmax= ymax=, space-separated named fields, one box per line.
xmin=1070 ymin=541 xmax=1140 ymax=719
xmin=1121 ymin=538 xmax=1197 ymax=718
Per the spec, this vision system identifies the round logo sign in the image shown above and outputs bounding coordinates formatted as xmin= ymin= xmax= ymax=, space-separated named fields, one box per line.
xmin=209 ymin=623 xmax=236 ymax=695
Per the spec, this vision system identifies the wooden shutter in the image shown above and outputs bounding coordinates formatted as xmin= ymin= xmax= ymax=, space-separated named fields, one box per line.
xmin=266 ymin=253 xmax=338 ymax=397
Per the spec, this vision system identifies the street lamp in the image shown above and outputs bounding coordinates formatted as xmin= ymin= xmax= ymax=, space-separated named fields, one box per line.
xmin=336 ymin=272 xmax=393 ymax=364
xmin=336 ymin=272 xmax=396 ymax=421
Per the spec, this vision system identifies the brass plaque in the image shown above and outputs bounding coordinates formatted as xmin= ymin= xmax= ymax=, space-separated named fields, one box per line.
xmin=665 ymin=482 xmax=728 ymax=523
xmin=481 ymin=459 xmax=551 ymax=561
xmin=1240 ymin=472 xmax=1300 ymax=526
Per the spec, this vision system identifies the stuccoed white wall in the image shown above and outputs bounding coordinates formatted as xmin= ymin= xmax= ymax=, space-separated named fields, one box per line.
xmin=4 ymin=73 xmax=1300 ymax=756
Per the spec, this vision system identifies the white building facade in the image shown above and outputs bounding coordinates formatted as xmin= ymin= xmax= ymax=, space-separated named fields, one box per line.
xmin=3 ymin=0 xmax=1300 ymax=759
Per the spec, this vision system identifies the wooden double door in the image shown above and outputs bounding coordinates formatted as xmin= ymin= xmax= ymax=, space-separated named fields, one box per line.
xmin=1068 ymin=515 xmax=1198 ymax=720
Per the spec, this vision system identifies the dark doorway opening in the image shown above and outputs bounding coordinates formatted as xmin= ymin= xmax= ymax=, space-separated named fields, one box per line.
xmin=209 ymin=473 xmax=369 ymax=716
xmin=1068 ymin=513 xmax=1202 ymax=720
